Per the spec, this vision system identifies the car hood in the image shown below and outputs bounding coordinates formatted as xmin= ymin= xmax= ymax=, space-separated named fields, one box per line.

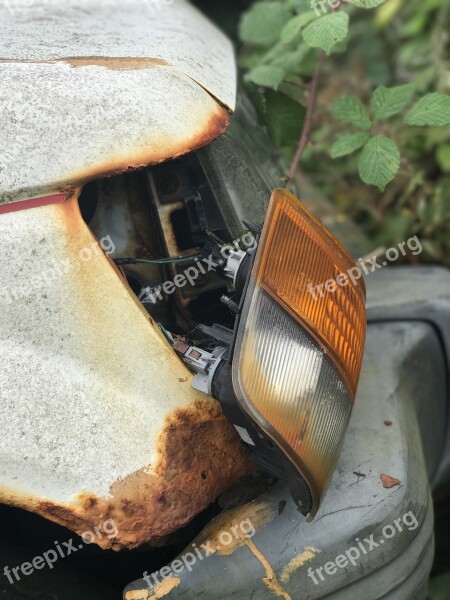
xmin=0 ymin=0 xmax=236 ymax=203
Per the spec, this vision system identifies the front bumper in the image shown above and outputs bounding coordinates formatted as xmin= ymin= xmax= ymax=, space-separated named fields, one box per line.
xmin=124 ymin=267 xmax=450 ymax=600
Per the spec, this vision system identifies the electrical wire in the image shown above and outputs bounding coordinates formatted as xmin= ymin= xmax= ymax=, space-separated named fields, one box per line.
xmin=114 ymin=253 xmax=201 ymax=267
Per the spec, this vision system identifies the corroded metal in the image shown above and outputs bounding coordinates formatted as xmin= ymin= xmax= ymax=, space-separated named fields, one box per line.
xmin=0 ymin=0 xmax=236 ymax=202
xmin=0 ymin=194 xmax=251 ymax=549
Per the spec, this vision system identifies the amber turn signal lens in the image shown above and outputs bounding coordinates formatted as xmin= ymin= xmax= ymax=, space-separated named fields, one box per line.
xmin=232 ymin=189 xmax=367 ymax=517
xmin=256 ymin=189 xmax=366 ymax=398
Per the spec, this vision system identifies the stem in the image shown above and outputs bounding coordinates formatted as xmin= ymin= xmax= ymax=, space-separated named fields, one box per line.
xmin=286 ymin=52 xmax=326 ymax=185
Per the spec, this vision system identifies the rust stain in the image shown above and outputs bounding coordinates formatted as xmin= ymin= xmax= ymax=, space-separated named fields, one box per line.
xmin=59 ymin=56 xmax=169 ymax=70
xmin=125 ymin=590 xmax=150 ymax=600
xmin=124 ymin=578 xmax=180 ymax=600
xmin=158 ymin=201 xmax=185 ymax=258
xmin=0 ymin=192 xmax=251 ymax=550
xmin=149 ymin=578 xmax=181 ymax=598
xmin=240 ymin=533 xmax=292 ymax=600
xmin=279 ymin=547 xmax=321 ymax=582
xmin=0 ymin=56 xmax=169 ymax=69
xmin=36 ymin=399 xmax=252 ymax=550
xmin=61 ymin=106 xmax=229 ymax=195
xmin=196 ymin=501 xmax=274 ymax=557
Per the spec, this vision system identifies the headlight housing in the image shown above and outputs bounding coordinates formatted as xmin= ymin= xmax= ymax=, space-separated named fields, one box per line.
xmin=232 ymin=189 xmax=366 ymax=518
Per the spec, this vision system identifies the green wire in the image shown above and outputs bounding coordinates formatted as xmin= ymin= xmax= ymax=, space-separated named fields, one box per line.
xmin=114 ymin=253 xmax=200 ymax=267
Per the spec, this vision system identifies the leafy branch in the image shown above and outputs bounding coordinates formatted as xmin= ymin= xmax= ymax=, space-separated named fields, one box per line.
xmin=238 ymin=0 xmax=450 ymax=192
xmin=332 ymin=89 xmax=450 ymax=190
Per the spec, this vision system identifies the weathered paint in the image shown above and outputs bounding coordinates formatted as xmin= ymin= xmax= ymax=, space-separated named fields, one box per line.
xmin=149 ymin=578 xmax=181 ymax=599
xmin=0 ymin=192 xmax=251 ymax=549
xmin=241 ymin=536 xmax=292 ymax=600
xmin=195 ymin=500 xmax=274 ymax=556
xmin=0 ymin=0 xmax=235 ymax=110
xmin=125 ymin=578 xmax=180 ymax=600
xmin=0 ymin=0 xmax=236 ymax=202
xmin=279 ymin=547 xmax=321 ymax=582
xmin=125 ymin=591 xmax=150 ymax=600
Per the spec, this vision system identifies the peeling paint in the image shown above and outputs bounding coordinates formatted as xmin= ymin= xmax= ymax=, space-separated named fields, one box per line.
xmin=125 ymin=591 xmax=150 ymax=600
xmin=196 ymin=501 xmax=274 ymax=557
xmin=35 ymin=398 xmax=253 ymax=550
xmin=150 ymin=578 xmax=181 ymax=598
xmin=66 ymin=107 xmax=229 ymax=193
xmin=240 ymin=535 xmax=292 ymax=600
xmin=279 ymin=547 xmax=321 ymax=582
xmin=0 ymin=56 xmax=169 ymax=69
xmin=124 ymin=577 xmax=180 ymax=600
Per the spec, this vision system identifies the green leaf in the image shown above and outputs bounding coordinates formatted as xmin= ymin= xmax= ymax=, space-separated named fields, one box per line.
xmin=290 ymin=0 xmax=313 ymax=12
xmin=332 ymin=96 xmax=373 ymax=130
xmin=371 ymin=84 xmax=414 ymax=119
xmin=245 ymin=65 xmax=286 ymax=89
xmin=281 ymin=12 xmax=316 ymax=44
xmin=331 ymin=132 xmax=370 ymax=158
xmin=436 ymin=144 xmax=450 ymax=173
xmin=239 ymin=2 xmax=291 ymax=47
xmin=358 ymin=136 xmax=400 ymax=190
xmin=264 ymin=90 xmax=306 ymax=151
xmin=270 ymin=44 xmax=311 ymax=77
xmin=302 ymin=12 xmax=349 ymax=55
xmin=238 ymin=47 xmax=268 ymax=70
xmin=405 ymin=93 xmax=450 ymax=126
xmin=347 ymin=0 xmax=387 ymax=7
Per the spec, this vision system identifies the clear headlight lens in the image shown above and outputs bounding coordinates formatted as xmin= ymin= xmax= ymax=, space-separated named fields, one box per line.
xmin=232 ymin=189 xmax=366 ymax=517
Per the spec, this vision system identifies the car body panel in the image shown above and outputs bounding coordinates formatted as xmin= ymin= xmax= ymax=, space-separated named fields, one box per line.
xmin=0 ymin=0 xmax=235 ymax=203
xmin=0 ymin=193 xmax=251 ymax=549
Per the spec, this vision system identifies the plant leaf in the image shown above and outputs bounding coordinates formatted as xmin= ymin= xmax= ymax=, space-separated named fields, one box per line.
xmin=281 ymin=12 xmax=316 ymax=44
xmin=302 ymin=12 xmax=349 ymax=55
xmin=371 ymin=84 xmax=414 ymax=119
xmin=358 ymin=136 xmax=400 ymax=190
xmin=332 ymin=96 xmax=373 ymax=130
xmin=331 ymin=132 xmax=370 ymax=158
xmin=245 ymin=65 xmax=286 ymax=89
xmin=436 ymin=144 xmax=450 ymax=173
xmin=405 ymin=93 xmax=450 ymax=126
xmin=270 ymin=44 xmax=310 ymax=77
xmin=239 ymin=2 xmax=290 ymax=47
xmin=264 ymin=90 xmax=306 ymax=150
xmin=347 ymin=0 xmax=387 ymax=7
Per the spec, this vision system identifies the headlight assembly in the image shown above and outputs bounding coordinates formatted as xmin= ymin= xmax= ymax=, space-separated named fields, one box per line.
xmin=231 ymin=189 xmax=366 ymax=517
xmin=173 ymin=189 xmax=366 ymax=519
